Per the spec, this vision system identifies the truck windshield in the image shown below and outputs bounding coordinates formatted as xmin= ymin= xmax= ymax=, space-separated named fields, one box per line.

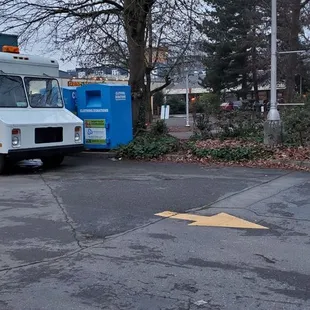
xmin=24 ymin=77 xmax=63 ymax=108
xmin=0 ymin=75 xmax=28 ymax=108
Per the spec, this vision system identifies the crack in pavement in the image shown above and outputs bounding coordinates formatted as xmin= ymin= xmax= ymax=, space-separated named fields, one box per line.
xmin=188 ymin=171 xmax=294 ymax=214
xmin=254 ymin=254 xmax=276 ymax=264
xmin=238 ymin=179 xmax=309 ymax=212
xmin=42 ymin=170 xmax=277 ymax=183
xmin=205 ymin=206 xmax=310 ymax=223
xmin=0 ymin=247 xmax=84 ymax=273
xmin=0 ymin=211 xmax=170 ymax=274
xmin=1 ymin=170 xmax=306 ymax=277
xmin=239 ymin=295 xmax=303 ymax=307
xmin=40 ymin=173 xmax=83 ymax=249
xmin=0 ymin=207 xmax=170 ymax=274
xmin=89 ymin=253 xmax=192 ymax=270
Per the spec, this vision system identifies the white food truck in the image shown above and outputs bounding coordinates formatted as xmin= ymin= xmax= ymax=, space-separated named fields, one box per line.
xmin=0 ymin=39 xmax=84 ymax=173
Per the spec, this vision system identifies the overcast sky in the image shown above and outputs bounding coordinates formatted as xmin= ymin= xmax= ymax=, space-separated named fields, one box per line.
xmin=21 ymin=43 xmax=77 ymax=71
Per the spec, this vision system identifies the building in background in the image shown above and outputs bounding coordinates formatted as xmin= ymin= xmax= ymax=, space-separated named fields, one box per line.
xmin=73 ymin=65 xmax=129 ymax=81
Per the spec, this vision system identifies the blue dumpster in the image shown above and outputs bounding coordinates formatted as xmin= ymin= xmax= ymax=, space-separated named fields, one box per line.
xmin=76 ymin=84 xmax=132 ymax=149
xmin=62 ymin=87 xmax=77 ymax=114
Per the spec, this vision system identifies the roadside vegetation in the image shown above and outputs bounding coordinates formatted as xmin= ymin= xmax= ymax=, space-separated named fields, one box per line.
xmin=116 ymin=120 xmax=179 ymax=159
xmin=116 ymin=97 xmax=310 ymax=170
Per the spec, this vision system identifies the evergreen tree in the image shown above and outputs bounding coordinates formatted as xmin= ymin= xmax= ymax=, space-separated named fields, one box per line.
xmin=199 ymin=0 xmax=267 ymax=99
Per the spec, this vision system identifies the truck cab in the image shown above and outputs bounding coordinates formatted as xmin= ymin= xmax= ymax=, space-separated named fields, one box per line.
xmin=0 ymin=41 xmax=84 ymax=173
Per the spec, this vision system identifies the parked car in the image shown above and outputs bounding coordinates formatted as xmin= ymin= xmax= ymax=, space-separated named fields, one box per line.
xmin=232 ymin=101 xmax=242 ymax=110
xmin=220 ymin=102 xmax=234 ymax=111
xmin=220 ymin=101 xmax=241 ymax=111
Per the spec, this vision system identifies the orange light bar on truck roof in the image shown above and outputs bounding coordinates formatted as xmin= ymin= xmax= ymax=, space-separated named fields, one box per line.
xmin=2 ymin=45 xmax=19 ymax=54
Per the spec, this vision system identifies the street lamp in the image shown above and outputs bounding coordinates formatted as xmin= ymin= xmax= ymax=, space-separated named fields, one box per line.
xmin=185 ymin=69 xmax=194 ymax=127
xmin=185 ymin=71 xmax=190 ymax=127
xmin=264 ymin=0 xmax=283 ymax=146
xmin=268 ymin=0 xmax=280 ymax=121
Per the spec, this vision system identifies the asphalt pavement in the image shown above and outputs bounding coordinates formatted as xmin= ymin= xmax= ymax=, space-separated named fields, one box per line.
xmin=1 ymin=157 xmax=310 ymax=309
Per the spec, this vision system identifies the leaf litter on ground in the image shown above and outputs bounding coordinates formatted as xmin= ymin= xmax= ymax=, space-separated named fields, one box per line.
xmin=152 ymin=139 xmax=310 ymax=172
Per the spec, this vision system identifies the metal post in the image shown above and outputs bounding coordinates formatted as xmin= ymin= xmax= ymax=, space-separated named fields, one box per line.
xmin=264 ymin=0 xmax=282 ymax=146
xmin=278 ymin=50 xmax=306 ymax=54
xmin=163 ymin=95 xmax=167 ymax=121
xmin=185 ymin=72 xmax=190 ymax=127
xmin=268 ymin=0 xmax=280 ymax=121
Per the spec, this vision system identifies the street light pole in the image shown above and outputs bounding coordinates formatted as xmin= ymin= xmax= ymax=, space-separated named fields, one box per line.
xmin=264 ymin=0 xmax=282 ymax=145
xmin=268 ymin=0 xmax=280 ymax=121
xmin=185 ymin=71 xmax=190 ymax=127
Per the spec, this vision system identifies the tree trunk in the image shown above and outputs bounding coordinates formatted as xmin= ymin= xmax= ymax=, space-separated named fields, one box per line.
xmin=145 ymin=10 xmax=153 ymax=126
xmin=128 ymin=43 xmax=146 ymax=132
xmin=123 ymin=0 xmax=152 ymax=132
xmin=284 ymin=1 xmax=301 ymax=102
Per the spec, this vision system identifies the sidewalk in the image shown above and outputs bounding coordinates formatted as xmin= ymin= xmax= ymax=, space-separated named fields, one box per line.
xmin=169 ymin=130 xmax=193 ymax=140
xmin=165 ymin=114 xmax=194 ymax=140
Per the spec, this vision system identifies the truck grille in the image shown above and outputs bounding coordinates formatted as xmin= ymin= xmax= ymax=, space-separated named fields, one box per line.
xmin=35 ymin=127 xmax=63 ymax=144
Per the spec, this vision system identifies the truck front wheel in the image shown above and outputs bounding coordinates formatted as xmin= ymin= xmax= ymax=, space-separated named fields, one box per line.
xmin=0 ymin=155 xmax=6 ymax=174
xmin=41 ymin=155 xmax=64 ymax=169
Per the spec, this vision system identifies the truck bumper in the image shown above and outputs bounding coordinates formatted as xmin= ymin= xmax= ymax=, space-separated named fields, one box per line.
xmin=7 ymin=145 xmax=84 ymax=160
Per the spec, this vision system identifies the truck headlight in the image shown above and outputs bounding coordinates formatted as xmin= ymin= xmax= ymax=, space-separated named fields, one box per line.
xmin=12 ymin=128 xmax=21 ymax=147
xmin=12 ymin=136 xmax=19 ymax=146
xmin=75 ymin=132 xmax=80 ymax=142
xmin=74 ymin=126 xmax=82 ymax=143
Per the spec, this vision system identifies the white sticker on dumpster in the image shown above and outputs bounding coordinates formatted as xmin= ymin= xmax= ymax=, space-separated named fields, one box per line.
xmin=84 ymin=119 xmax=106 ymax=144
xmin=115 ymin=91 xmax=126 ymax=101
xmin=80 ymin=109 xmax=109 ymax=113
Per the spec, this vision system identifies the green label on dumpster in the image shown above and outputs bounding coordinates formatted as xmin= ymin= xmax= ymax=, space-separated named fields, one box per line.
xmin=84 ymin=119 xmax=106 ymax=144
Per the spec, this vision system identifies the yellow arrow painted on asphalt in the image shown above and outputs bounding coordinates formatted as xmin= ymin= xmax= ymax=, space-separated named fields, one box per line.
xmin=155 ymin=211 xmax=268 ymax=229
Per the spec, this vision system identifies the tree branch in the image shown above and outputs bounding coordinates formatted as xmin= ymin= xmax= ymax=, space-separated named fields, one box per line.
xmin=301 ymin=0 xmax=310 ymax=9
xmin=151 ymin=75 xmax=172 ymax=95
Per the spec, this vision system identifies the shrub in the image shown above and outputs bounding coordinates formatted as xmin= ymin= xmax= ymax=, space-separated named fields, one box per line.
xmin=188 ymin=141 xmax=271 ymax=162
xmin=217 ymin=111 xmax=264 ymax=142
xmin=149 ymin=120 xmax=168 ymax=136
xmin=166 ymin=96 xmax=186 ymax=114
xmin=193 ymin=94 xmax=221 ymax=139
xmin=116 ymin=133 xmax=179 ymax=159
xmin=193 ymin=109 xmax=264 ymax=142
xmin=193 ymin=114 xmax=214 ymax=139
xmin=282 ymin=105 xmax=310 ymax=146
xmin=196 ymin=93 xmax=221 ymax=115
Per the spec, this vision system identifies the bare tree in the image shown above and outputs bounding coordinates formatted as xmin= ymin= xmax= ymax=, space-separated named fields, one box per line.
xmin=0 ymin=0 xmax=200 ymax=131
xmin=143 ymin=0 xmax=200 ymax=123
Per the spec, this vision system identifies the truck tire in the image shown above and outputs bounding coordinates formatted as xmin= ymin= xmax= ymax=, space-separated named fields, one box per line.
xmin=0 ymin=155 xmax=6 ymax=174
xmin=41 ymin=155 xmax=64 ymax=169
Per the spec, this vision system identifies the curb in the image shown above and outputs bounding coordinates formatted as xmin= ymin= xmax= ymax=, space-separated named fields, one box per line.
xmin=69 ymin=151 xmax=310 ymax=167
xmin=69 ymin=151 xmax=117 ymax=159
xmin=163 ymin=154 xmax=310 ymax=167
xmin=269 ymin=159 xmax=310 ymax=167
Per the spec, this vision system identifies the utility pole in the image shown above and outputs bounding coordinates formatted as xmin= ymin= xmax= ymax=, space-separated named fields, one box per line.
xmin=264 ymin=0 xmax=282 ymax=145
